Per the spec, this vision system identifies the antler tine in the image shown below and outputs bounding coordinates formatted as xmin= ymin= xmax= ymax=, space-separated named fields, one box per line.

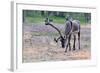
xmin=54 ymin=36 xmax=61 ymax=42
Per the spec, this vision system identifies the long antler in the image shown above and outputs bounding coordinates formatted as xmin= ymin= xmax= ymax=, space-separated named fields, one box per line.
xmin=48 ymin=24 xmax=62 ymax=37
xmin=45 ymin=18 xmax=63 ymax=37
xmin=45 ymin=18 xmax=64 ymax=42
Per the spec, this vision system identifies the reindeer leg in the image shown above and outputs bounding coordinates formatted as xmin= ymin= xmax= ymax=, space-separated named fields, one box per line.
xmin=65 ymin=35 xmax=71 ymax=52
xmin=65 ymin=43 xmax=68 ymax=52
xmin=78 ymin=31 xmax=80 ymax=50
xmin=65 ymin=38 xmax=69 ymax=52
xmin=69 ymin=34 xmax=71 ymax=51
xmin=73 ymin=35 xmax=76 ymax=50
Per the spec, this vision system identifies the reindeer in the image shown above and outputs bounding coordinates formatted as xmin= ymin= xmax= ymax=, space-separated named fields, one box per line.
xmin=45 ymin=17 xmax=80 ymax=52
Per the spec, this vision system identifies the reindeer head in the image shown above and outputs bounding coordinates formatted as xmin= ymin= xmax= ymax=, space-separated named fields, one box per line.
xmin=45 ymin=18 xmax=66 ymax=48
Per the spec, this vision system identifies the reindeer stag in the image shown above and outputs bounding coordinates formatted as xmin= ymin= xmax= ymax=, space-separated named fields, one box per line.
xmin=45 ymin=17 xmax=80 ymax=52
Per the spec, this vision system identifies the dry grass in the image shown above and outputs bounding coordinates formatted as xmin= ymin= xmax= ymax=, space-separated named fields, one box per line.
xmin=22 ymin=25 xmax=91 ymax=62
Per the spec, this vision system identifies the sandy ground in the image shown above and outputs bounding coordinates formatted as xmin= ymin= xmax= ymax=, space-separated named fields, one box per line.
xmin=22 ymin=24 xmax=91 ymax=62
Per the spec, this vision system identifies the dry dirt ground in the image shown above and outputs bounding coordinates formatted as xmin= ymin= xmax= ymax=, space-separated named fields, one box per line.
xmin=22 ymin=24 xmax=91 ymax=62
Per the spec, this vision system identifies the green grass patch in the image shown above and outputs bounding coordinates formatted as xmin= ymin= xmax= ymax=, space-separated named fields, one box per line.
xmin=50 ymin=16 xmax=65 ymax=24
xmin=26 ymin=16 xmax=45 ymax=23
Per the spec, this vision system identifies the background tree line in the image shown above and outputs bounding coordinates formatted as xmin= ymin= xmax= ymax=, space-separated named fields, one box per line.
xmin=23 ymin=10 xmax=91 ymax=24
